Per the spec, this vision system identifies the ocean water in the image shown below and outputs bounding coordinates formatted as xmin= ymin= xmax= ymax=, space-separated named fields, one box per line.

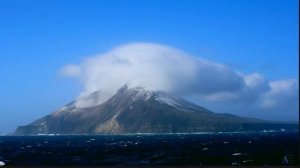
xmin=0 ymin=131 xmax=298 ymax=166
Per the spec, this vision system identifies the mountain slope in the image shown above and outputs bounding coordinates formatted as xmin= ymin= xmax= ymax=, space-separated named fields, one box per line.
xmin=15 ymin=85 xmax=297 ymax=134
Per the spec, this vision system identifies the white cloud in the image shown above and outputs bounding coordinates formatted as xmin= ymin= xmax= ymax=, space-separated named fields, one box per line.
xmin=259 ymin=79 xmax=298 ymax=109
xmin=60 ymin=64 xmax=82 ymax=77
xmin=60 ymin=42 xmax=298 ymax=121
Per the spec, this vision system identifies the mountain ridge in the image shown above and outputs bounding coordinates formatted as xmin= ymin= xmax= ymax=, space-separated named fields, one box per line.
xmin=15 ymin=85 xmax=298 ymax=134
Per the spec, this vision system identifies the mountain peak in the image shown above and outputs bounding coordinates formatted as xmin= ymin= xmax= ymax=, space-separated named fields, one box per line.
xmin=117 ymin=84 xmax=153 ymax=94
xmin=112 ymin=84 xmax=155 ymax=103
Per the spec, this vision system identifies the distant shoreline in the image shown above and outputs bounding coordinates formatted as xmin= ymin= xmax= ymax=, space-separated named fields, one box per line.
xmin=2 ymin=128 xmax=298 ymax=136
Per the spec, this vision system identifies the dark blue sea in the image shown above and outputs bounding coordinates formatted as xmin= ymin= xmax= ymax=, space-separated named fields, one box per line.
xmin=0 ymin=131 xmax=298 ymax=166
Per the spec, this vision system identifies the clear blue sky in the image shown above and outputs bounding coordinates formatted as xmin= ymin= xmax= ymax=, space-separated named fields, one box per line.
xmin=0 ymin=0 xmax=298 ymax=133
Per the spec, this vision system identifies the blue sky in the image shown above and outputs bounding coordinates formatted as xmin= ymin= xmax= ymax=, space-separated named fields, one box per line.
xmin=0 ymin=0 xmax=298 ymax=133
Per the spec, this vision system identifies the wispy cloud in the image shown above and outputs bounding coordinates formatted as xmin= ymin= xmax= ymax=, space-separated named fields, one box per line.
xmin=60 ymin=64 xmax=82 ymax=77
